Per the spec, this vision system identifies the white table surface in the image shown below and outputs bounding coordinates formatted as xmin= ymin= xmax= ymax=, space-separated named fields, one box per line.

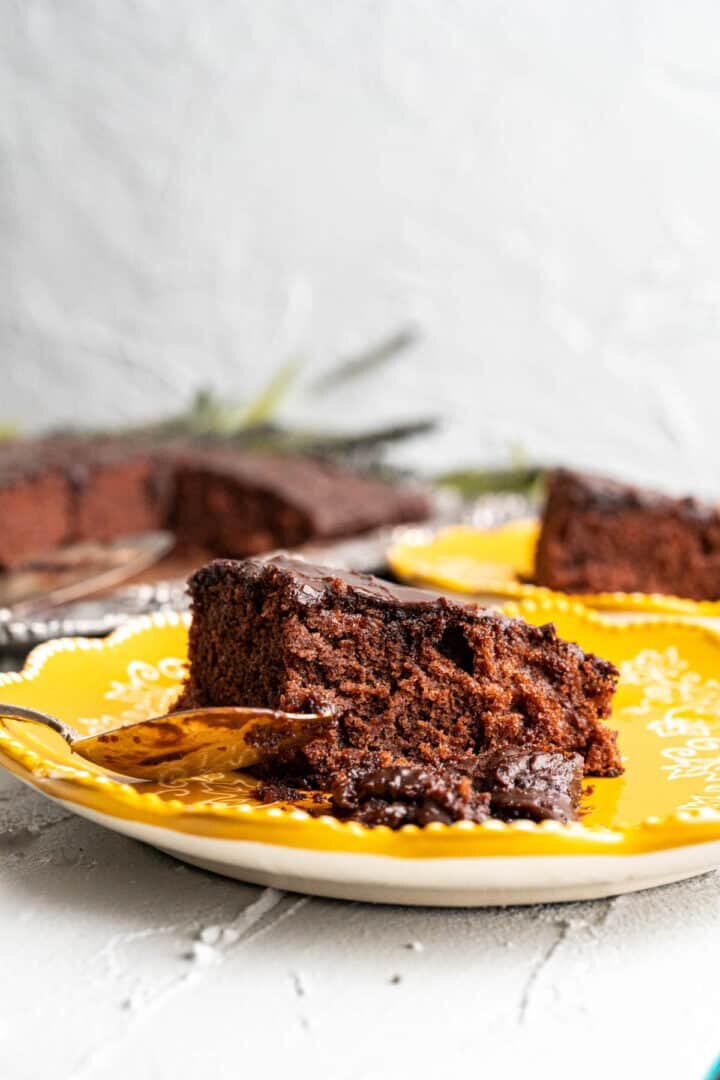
xmin=1 ymin=751 xmax=718 ymax=1080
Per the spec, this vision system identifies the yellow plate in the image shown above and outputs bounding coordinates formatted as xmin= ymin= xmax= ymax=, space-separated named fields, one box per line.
xmin=1 ymin=602 xmax=720 ymax=866
xmin=388 ymin=519 xmax=720 ymax=616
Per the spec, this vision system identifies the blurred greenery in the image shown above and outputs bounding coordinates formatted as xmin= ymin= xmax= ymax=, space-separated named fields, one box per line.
xmin=311 ymin=326 xmax=419 ymax=392
xmin=435 ymin=438 xmax=545 ymax=500
xmin=435 ymin=465 xmax=544 ymax=500
xmin=240 ymin=355 xmax=302 ymax=426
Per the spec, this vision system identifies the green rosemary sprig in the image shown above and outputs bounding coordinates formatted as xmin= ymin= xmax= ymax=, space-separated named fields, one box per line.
xmin=435 ymin=466 xmax=545 ymax=500
xmin=311 ymin=326 xmax=418 ymax=393
xmin=240 ymin=356 xmax=302 ymax=425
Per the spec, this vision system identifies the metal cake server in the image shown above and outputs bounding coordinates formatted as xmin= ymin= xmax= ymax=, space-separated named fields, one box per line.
xmin=0 ymin=703 xmax=332 ymax=782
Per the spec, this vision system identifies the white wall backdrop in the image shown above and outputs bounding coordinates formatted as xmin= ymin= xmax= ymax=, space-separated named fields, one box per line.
xmin=4 ymin=1 xmax=720 ymax=491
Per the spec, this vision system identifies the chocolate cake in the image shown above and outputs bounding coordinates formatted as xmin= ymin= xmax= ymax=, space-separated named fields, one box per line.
xmin=536 ymin=468 xmax=720 ymax=599
xmin=178 ymin=555 xmax=621 ymax=825
xmin=167 ymin=446 xmax=427 ymax=557
xmin=0 ymin=438 xmax=429 ymax=570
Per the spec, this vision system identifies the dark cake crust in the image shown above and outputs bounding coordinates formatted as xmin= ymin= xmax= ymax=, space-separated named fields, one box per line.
xmin=320 ymin=747 xmax=584 ymax=827
xmin=328 ymin=759 xmax=492 ymax=827
xmin=472 ymin=748 xmax=583 ymax=823
xmin=535 ymin=469 xmax=720 ymax=599
xmin=178 ymin=556 xmax=622 ymax=809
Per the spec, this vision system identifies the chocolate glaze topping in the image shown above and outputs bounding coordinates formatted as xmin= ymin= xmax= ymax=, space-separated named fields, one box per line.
xmin=188 ymin=553 xmax=445 ymax=606
xmin=189 ymin=554 xmax=529 ymax=633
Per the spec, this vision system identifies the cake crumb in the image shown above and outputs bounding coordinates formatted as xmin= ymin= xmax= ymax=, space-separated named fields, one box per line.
xmin=389 ymin=974 xmax=402 ymax=985
xmin=404 ymin=941 xmax=424 ymax=952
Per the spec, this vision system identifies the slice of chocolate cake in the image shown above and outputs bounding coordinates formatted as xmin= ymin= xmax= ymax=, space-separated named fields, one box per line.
xmin=535 ymin=468 xmax=720 ymax=599
xmin=167 ymin=447 xmax=428 ymax=557
xmin=0 ymin=436 xmax=429 ymax=570
xmin=178 ymin=556 xmax=621 ymax=825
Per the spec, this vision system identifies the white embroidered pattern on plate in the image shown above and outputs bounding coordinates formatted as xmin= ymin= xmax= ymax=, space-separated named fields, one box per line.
xmin=620 ymin=647 xmax=720 ymax=812
xmin=78 ymin=656 xmax=187 ymax=735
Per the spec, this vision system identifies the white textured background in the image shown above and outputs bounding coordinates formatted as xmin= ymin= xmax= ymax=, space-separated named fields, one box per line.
xmin=4 ymin=2 xmax=720 ymax=491
xmin=3 ymin=10 xmax=720 ymax=1078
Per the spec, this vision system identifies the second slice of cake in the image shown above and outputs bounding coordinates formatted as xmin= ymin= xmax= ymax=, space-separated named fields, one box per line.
xmin=178 ymin=556 xmax=622 ymax=819
xmin=535 ymin=468 xmax=720 ymax=599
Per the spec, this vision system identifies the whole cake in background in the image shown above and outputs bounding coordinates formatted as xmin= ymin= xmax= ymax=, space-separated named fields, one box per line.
xmin=535 ymin=468 xmax=720 ymax=600
xmin=177 ymin=555 xmax=621 ymax=827
xmin=0 ymin=436 xmax=429 ymax=570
